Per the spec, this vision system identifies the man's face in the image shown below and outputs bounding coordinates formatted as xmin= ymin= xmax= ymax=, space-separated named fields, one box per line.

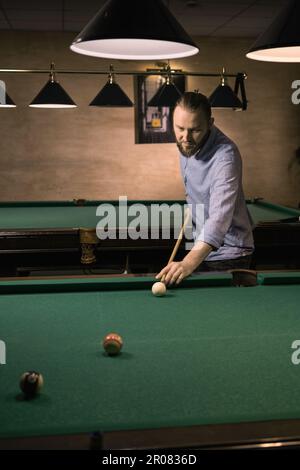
xmin=173 ymin=106 xmax=213 ymax=157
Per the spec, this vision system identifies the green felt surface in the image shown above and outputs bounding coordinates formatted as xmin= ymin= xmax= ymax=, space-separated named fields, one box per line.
xmin=0 ymin=200 xmax=185 ymax=230
xmin=0 ymin=199 xmax=299 ymax=230
xmin=1 ymin=274 xmax=300 ymax=439
xmin=247 ymin=200 xmax=300 ymax=222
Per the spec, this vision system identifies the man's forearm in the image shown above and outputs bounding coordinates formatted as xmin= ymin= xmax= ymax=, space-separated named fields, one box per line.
xmin=183 ymin=240 xmax=213 ymax=271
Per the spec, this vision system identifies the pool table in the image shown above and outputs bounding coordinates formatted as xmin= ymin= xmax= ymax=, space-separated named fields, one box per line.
xmin=1 ymin=271 xmax=300 ymax=450
xmin=0 ymin=198 xmax=299 ymax=277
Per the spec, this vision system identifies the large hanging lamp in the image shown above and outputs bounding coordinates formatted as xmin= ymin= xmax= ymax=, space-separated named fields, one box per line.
xmin=90 ymin=66 xmax=133 ymax=107
xmin=208 ymin=68 xmax=243 ymax=110
xmin=246 ymin=0 xmax=300 ymax=62
xmin=70 ymin=0 xmax=199 ymax=60
xmin=30 ymin=63 xmax=77 ymax=108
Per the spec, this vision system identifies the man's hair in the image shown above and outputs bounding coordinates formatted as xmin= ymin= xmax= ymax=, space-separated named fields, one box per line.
xmin=175 ymin=92 xmax=211 ymax=121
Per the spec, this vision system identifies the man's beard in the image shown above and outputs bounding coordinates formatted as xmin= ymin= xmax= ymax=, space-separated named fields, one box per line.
xmin=176 ymin=141 xmax=201 ymax=158
xmin=176 ymin=129 xmax=211 ymax=158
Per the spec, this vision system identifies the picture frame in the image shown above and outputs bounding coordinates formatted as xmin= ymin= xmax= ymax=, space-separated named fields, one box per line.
xmin=134 ymin=74 xmax=186 ymax=144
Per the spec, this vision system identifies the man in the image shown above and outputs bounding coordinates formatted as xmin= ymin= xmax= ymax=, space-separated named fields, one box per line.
xmin=156 ymin=92 xmax=254 ymax=285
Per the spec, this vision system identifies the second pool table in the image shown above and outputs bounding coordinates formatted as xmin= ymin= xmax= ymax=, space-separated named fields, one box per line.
xmin=0 ymin=198 xmax=299 ymax=276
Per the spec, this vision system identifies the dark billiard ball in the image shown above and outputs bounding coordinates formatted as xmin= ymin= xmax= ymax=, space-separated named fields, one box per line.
xmin=103 ymin=333 xmax=123 ymax=356
xmin=20 ymin=371 xmax=44 ymax=398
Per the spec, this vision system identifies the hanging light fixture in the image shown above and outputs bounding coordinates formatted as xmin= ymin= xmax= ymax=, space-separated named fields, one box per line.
xmin=29 ymin=63 xmax=77 ymax=108
xmin=147 ymin=65 xmax=182 ymax=107
xmin=0 ymin=80 xmax=16 ymax=107
xmin=70 ymin=0 xmax=199 ymax=60
xmin=233 ymin=73 xmax=248 ymax=111
xmin=0 ymin=94 xmax=16 ymax=108
xmin=208 ymin=68 xmax=243 ymax=110
xmin=246 ymin=0 xmax=300 ymax=62
xmin=89 ymin=65 xmax=133 ymax=107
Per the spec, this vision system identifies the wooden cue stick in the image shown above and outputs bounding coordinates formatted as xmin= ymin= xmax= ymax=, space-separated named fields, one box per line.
xmin=161 ymin=208 xmax=190 ymax=283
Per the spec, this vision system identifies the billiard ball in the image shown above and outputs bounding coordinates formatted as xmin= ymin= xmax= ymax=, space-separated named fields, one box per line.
xmin=103 ymin=333 xmax=123 ymax=356
xmin=20 ymin=371 xmax=44 ymax=398
xmin=152 ymin=282 xmax=166 ymax=297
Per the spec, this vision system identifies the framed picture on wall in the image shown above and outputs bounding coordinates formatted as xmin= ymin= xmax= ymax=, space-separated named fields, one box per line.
xmin=134 ymin=74 xmax=186 ymax=144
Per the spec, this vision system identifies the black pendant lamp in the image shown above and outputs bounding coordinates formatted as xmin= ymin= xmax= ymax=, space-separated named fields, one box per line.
xmin=0 ymin=81 xmax=16 ymax=107
xmin=30 ymin=63 xmax=77 ymax=108
xmin=90 ymin=66 xmax=133 ymax=107
xmin=70 ymin=0 xmax=199 ymax=60
xmin=209 ymin=69 xmax=243 ymax=110
xmin=246 ymin=0 xmax=300 ymax=62
xmin=147 ymin=67 xmax=182 ymax=107
xmin=0 ymin=94 xmax=16 ymax=107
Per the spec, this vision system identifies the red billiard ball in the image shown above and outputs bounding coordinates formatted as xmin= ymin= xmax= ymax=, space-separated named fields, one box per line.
xmin=103 ymin=333 xmax=123 ymax=356
xmin=20 ymin=371 xmax=44 ymax=398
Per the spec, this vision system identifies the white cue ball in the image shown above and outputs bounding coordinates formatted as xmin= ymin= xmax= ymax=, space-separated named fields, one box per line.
xmin=152 ymin=282 xmax=167 ymax=297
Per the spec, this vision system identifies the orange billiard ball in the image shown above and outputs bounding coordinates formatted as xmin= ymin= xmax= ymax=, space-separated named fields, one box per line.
xmin=103 ymin=333 xmax=123 ymax=356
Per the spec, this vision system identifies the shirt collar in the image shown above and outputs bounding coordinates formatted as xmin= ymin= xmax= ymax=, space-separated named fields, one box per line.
xmin=194 ymin=125 xmax=218 ymax=160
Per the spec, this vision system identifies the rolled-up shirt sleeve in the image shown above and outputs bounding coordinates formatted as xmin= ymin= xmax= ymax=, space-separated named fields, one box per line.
xmin=196 ymin=149 xmax=240 ymax=249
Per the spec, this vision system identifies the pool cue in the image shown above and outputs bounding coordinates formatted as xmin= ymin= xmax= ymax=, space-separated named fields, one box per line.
xmin=161 ymin=208 xmax=190 ymax=283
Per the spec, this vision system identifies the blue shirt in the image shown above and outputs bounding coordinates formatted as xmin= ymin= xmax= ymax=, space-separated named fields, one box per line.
xmin=179 ymin=125 xmax=254 ymax=261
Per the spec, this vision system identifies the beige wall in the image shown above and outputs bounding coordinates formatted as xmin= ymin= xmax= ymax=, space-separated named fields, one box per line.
xmin=0 ymin=31 xmax=299 ymax=206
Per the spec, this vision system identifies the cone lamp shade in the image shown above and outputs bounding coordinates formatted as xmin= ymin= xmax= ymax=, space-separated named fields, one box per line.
xmin=148 ymin=81 xmax=182 ymax=107
xmin=90 ymin=81 xmax=133 ymax=107
xmin=0 ymin=80 xmax=16 ymax=107
xmin=209 ymin=84 xmax=242 ymax=109
xmin=70 ymin=0 xmax=199 ymax=60
xmin=0 ymin=93 xmax=16 ymax=108
xmin=246 ymin=0 xmax=300 ymax=62
xmin=30 ymin=80 xmax=77 ymax=108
